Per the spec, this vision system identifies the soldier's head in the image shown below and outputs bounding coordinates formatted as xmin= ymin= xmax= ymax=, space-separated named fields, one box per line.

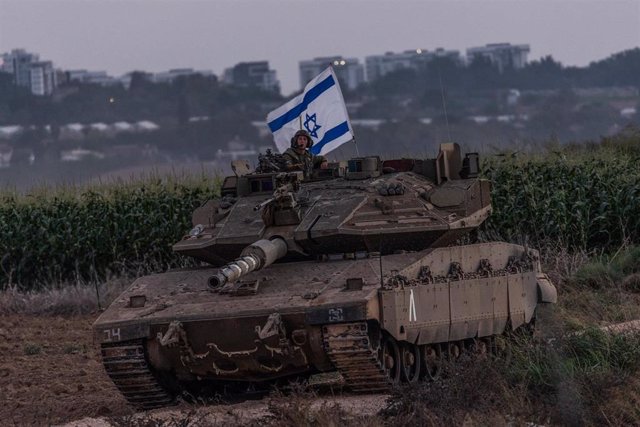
xmin=291 ymin=129 xmax=313 ymax=151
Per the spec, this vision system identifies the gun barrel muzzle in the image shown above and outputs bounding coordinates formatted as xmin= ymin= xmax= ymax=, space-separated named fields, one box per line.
xmin=209 ymin=238 xmax=287 ymax=289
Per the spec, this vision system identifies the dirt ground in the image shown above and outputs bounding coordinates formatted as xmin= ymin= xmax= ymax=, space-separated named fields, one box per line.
xmin=0 ymin=314 xmax=132 ymax=426
xmin=7 ymin=312 xmax=640 ymax=426
xmin=0 ymin=314 xmax=387 ymax=426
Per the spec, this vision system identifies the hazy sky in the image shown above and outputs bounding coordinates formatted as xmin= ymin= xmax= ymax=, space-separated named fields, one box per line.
xmin=1 ymin=0 xmax=639 ymax=95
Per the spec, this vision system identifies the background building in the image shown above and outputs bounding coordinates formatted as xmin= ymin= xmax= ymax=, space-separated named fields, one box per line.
xmin=299 ymin=56 xmax=364 ymax=91
xmin=1 ymin=49 xmax=40 ymax=88
xmin=29 ymin=61 xmax=57 ymax=96
xmin=152 ymin=68 xmax=213 ymax=84
xmin=1 ymin=49 xmax=58 ymax=95
xmin=466 ymin=43 xmax=530 ymax=72
xmin=222 ymin=61 xmax=279 ymax=93
xmin=67 ymin=70 xmax=118 ymax=86
xmin=365 ymin=48 xmax=462 ymax=81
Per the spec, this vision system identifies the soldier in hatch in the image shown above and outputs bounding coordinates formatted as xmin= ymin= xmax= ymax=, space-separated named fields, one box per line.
xmin=283 ymin=129 xmax=328 ymax=178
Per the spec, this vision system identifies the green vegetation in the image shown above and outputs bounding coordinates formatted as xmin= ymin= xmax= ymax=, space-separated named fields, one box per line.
xmin=484 ymin=128 xmax=640 ymax=250
xmin=570 ymin=246 xmax=640 ymax=290
xmin=0 ymin=174 xmax=220 ymax=290
xmin=0 ymin=130 xmax=639 ymax=290
xmin=1 ymin=48 xmax=638 ymax=167
xmin=375 ymin=328 xmax=640 ymax=426
xmin=23 ymin=343 xmax=42 ymax=355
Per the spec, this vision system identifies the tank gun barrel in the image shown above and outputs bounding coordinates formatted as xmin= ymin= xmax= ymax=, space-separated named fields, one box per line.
xmin=209 ymin=238 xmax=287 ymax=288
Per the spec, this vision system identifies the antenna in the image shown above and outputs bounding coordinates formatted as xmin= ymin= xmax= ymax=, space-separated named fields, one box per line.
xmin=438 ymin=66 xmax=452 ymax=142
xmin=378 ymin=238 xmax=384 ymax=289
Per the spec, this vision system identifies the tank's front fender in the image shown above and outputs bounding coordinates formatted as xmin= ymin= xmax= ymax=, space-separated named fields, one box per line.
xmin=94 ymin=322 xmax=150 ymax=344
xmin=536 ymin=273 xmax=557 ymax=303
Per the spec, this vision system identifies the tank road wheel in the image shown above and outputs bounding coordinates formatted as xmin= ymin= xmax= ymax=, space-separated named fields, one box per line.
xmin=447 ymin=342 xmax=462 ymax=360
xmin=470 ymin=338 xmax=489 ymax=360
xmin=490 ymin=336 xmax=512 ymax=365
xmin=421 ymin=344 xmax=443 ymax=381
xmin=378 ymin=334 xmax=401 ymax=385
xmin=400 ymin=343 xmax=421 ymax=383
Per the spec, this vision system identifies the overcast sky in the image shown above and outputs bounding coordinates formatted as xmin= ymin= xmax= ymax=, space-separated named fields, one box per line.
xmin=1 ymin=0 xmax=639 ymax=95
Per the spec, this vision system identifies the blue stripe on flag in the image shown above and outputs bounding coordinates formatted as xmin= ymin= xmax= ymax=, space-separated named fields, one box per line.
xmin=267 ymin=75 xmax=336 ymax=132
xmin=310 ymin=121 xmax=350 ymax=155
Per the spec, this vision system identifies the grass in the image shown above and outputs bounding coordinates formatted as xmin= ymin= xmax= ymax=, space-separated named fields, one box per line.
xmin=504 ymin=327 xmax=640 ymax=426
xmin=107 ymin=410 xmax=210 ymax=427
xmin=23 ymin=343 xmax=42 ymax=355
xmin=381 ymin=357 xmax=528 ymax=426
xmin=570 ymin=245 xmax=640 ymax=290
xmin=0 ymin=276 xmax=129 ymax=316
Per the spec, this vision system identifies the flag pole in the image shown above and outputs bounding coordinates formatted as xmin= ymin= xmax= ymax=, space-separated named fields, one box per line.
xmin=353 ymin=137 xmax=360 ymax=156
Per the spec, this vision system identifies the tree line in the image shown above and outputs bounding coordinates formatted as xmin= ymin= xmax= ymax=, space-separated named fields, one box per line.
xmin=0 ymin=48 xmax=639 ymax=128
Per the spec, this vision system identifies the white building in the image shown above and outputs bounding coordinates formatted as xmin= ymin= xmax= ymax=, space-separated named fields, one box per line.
xmin=89 ymin=123 xmax=110 ymax=132
xmin=0 ymin=125 xmax=23 ymax=139
xmin=112 ymin=121 xmax=134 ymax=132
xmin=365 ymin=48 xmax=462 ymax=82
xmin=466 ymin=43 xmax=530 ymax=72
xmin=1 ymin=49 xmax=59 ymax=95
xmin=1 ymin=49 xmax=39 ymax=88
xmin=135 ymin=120 xmax=160 ymax=131
xmin=29 ymin=61 xmax=57 ymax=96
xmin=299 ymin=56 xmax=364 ymax=91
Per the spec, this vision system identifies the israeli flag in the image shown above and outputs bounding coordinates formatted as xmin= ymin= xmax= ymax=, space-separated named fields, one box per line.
xmin=267 ymin=67 xmax=354 ymax=156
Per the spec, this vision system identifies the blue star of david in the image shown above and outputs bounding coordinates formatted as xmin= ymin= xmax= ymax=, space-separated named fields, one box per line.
xmin=303 ymin=113 xmax=322 ymax=138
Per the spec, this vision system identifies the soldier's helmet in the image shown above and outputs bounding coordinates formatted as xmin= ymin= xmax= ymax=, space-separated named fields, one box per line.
xmin=290 ymin=129 xmax=314 ymax=149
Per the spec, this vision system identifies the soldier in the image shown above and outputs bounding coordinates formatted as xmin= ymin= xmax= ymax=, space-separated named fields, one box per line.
xmin=283 ymin=129 xmax=327 ymax=178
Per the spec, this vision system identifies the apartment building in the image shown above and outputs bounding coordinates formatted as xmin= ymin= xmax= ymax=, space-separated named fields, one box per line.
xmin=365 ymin=48 xmax=462 ymax=81
xmin=222 ymin=61 xmax=280 ymax=93
xmin=152 ymin=68 xmax=214 ymax=84
xmin=29 ymin=61 xmax=57 ymax=96
xmin=1 ymin=49 xmax=58 ymax=95
xmin=466 ymin=43 xmax=530 ymax=72
xmin=67 ymin=70 xmax=119 ymax=86
xmin=299 ymin=56 xmax=364 ymax=91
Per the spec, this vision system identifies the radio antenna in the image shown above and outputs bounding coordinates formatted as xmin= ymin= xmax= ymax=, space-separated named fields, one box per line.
xmin=378 ymin=238 xmax=384 ymax=289
xmin=438 ymin=66 xmax=452 ymax=142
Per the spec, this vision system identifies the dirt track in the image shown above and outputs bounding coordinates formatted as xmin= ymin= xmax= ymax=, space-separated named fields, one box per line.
xmin=0 ymin=314 xmax=387 ymax=426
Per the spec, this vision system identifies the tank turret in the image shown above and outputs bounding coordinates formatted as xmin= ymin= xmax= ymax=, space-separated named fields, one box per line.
xmin=172 ymin=143 xmax=491 ymax=264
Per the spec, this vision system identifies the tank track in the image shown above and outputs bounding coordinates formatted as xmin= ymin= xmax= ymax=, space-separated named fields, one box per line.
xmin=101 ymin=340 xmax=174 ymax=409
xmin=322 ymin=322 xmax=392 ymax=393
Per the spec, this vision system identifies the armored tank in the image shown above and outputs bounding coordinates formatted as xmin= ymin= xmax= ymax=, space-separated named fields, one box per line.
xmin=93 ymin=143 xmax=557 ymax=409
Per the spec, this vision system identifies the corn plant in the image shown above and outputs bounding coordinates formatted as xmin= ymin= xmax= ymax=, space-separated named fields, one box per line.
xmin=0 ymin=173 xmax=220 ymax=290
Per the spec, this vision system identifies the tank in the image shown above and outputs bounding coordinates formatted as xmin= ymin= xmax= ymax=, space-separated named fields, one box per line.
xmin=93 ymin=143 xmax=557 ymax=409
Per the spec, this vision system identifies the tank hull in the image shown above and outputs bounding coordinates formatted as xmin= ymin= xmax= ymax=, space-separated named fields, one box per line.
xmin=94 ymin=242 xmax=556 ymax=408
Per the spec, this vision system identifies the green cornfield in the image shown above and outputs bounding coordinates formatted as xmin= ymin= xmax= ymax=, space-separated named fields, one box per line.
xmin=1 ymin=131 xmax=639 ymax=290
xmin=0 ymin=175 xmax=220 ymax=290
xmin=484 ymin=147 xmax=640 ymax=249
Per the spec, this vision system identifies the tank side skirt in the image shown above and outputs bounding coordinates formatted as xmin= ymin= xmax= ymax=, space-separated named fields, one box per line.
xmin=377 ymin=242 xmax=546 ymax=344
xmin=381 ymin=272 xmax=537 ymax=345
